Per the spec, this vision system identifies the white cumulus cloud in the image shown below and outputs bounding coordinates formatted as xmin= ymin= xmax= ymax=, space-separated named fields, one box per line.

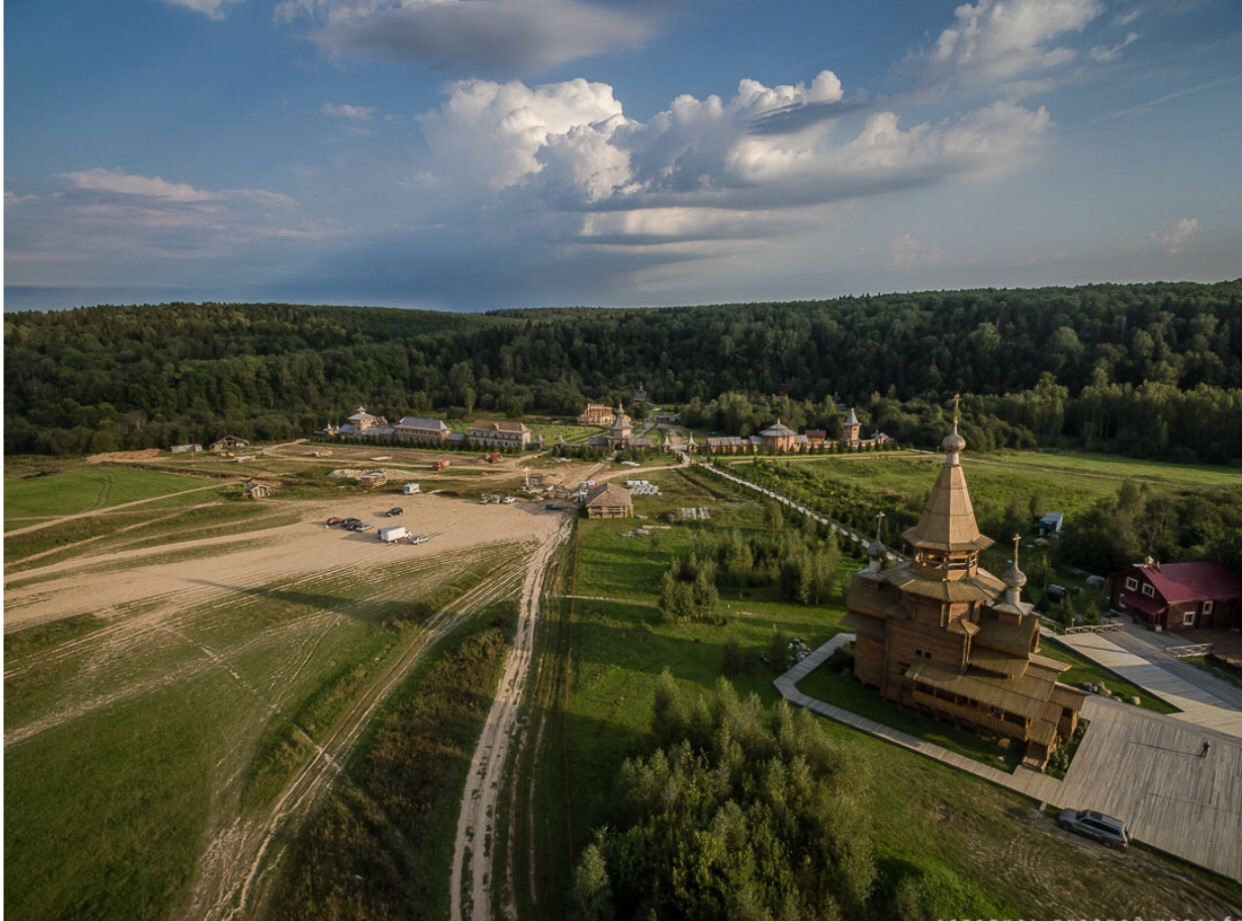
xmin=160 ymin=0 xmax=245 ymax=19
xmin=890 ymin=233 xmax=947 ymax=267
xmin=61 ymin=168 xmax=215 ymax=202
xmin=409 ymin=73 xmax=1052 ymax=250
xmin=1154 ymin=216 xmax=1198 ymax=253
xmin=923 ymin=0 xmax=1104 ymax=84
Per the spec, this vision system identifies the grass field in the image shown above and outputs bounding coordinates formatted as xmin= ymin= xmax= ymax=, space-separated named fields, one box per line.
xmin=3 ymin=543 xmax=524 ymax=921
xmin=983 ymin=450 xmax=1242 ymax=487
xmin=4 ymin=459 xmax=222 ymax=527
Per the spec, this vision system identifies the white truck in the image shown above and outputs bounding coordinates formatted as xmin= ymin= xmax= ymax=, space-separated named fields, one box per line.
xmin=403 ymin=483 xmax=421 ymax=495
xmin=378 ymin=526 xmax=411 ymax=543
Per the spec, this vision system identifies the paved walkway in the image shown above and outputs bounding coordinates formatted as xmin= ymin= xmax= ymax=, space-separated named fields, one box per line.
xmin=1054 ymin=630 xmax=1242 ymax=736
xmin=777 ymin=635 xmax=1242 ymax=882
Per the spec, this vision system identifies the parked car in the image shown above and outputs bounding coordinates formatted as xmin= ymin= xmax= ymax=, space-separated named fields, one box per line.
xmin=342 ymin=517 xmax=361 ymax=528
xmin=354 ymin=523 xmax=373 ymax=532
xmin=410 ymin=534 xmax=430 ymax=545
xmin=545 ymin=503 xmax=562 ymax=511
xmin=500 ymin=496 xmax=516 ymax=504
xmin=326 ymin=516 xmax=343 ymax=526
xmin=1057 ymin=809 xmax=1131 ymax=848
xmin=385 ymin=507 xmax=404 ymax=517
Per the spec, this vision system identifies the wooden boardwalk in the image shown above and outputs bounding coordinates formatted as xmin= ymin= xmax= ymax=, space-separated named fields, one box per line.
xmin=778 ymin=635 xmax=1242 ymax=882
xmin=1056 ymin=631 xmax=1242 ymax=736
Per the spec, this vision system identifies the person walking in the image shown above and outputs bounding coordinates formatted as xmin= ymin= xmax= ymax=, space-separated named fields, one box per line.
xmin=1200 ymin=739 xmax=1212 ymax=758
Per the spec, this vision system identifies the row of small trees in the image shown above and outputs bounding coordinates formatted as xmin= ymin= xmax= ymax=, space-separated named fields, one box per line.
xmin=657 ymin=519 xmax=844 ymax=624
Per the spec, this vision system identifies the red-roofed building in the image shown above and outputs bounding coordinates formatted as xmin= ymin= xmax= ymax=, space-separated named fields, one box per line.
xmin=1108 ymin=561 xmax=1242 ymax=632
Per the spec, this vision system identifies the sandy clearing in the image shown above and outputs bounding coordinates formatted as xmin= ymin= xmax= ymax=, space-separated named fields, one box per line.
xmin=450 ymin=519 xmax=570 ymax=921
xmin=3 ymin=494 xmax=568 ymax=635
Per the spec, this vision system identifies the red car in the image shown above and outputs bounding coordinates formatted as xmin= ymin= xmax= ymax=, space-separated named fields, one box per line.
xmin=326 ymin=516 xmax=344 ymax=526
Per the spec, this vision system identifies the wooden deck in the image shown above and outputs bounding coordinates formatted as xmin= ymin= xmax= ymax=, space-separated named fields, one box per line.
xmin=1056 ymin=631 xmax=1242 ymax=736
xmin=779 ymin=635 xmax=1242 ymax=882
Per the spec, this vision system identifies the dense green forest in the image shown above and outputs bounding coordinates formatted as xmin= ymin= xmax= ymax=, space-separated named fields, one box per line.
xmin=6 ymin=280 xmax=1242 ymax=461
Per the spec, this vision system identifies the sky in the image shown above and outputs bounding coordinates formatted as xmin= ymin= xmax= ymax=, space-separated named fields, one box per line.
xmin=4 ymin=0 xmax=1241 ymax=312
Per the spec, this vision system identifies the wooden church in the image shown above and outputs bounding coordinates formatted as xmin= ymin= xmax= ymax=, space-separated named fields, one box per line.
xmin=841 ymin=413 xmax=1086 ymax=768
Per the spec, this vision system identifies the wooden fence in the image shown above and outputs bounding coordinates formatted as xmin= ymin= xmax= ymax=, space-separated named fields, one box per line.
xmin=1166 ymin=642 xmax=1214 ymax=658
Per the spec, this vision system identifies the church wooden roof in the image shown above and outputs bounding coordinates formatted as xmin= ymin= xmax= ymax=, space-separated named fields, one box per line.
xmin=883 ymin=561 xmax=1005 ymax=602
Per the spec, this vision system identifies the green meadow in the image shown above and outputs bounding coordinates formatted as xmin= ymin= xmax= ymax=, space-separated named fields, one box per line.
xmin=4 ymin=458 xmax=221 ymax=526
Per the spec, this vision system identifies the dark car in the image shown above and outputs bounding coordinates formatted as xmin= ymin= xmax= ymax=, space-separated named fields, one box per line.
xmin=342 ymin=517 xmax=361 ymax=528
xmin=385 ymin=507 xmax=404 ymax=517
xmin=545 ymin=503 xmax=562 ymax=511
xmin=1057 ymin=809 xmax=1131 ymax=849
xmin=326 ymin=516 xmax=343 ymax=526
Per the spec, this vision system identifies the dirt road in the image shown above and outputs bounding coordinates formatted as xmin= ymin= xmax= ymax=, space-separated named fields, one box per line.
xmin=450 ymin=519 xmax=571 ymax=921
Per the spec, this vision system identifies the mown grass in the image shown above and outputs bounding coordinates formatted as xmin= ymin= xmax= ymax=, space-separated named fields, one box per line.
xmin=3 ymin=459 xmax=216 ymax=524
xmin=264 ymin=598 xmax=520 ymax=921
xmin=5 ymin=671 xmax=229 ymax=921
xmin=238 ymin=568 xmax=493 ymax=811
xmin=523 ymin=460 xmax=1242 ymax=919
xmin=3 ymin=613 xmax=106 ymax=659
xmin=987 ymin=450 xmax=1242 ymax=487
xmin=2 ymin=494 xmax=268 ymax=566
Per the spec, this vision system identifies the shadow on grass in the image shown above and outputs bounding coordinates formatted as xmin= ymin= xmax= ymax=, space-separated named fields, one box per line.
xmin=181 ymin=578 xmax=423 ymax=627
xmin=797 ymin=650 xmax=1024 ymax=773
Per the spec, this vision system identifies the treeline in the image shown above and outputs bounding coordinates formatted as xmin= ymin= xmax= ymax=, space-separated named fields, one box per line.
xmin=570 ymin=675 xmax=1003 ymax=920
xmin=7 ymin=280 xmax=1242 ymax=461
xmin=1058 ymin=481 xmax=1242 ymax=576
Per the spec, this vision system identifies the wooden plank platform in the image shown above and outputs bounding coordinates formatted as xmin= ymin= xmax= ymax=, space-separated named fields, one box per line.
xmin=1057 ymin=632 xmax=1242 ymax=736
xmin=779 ymin=634 xmax=1242 ymax=882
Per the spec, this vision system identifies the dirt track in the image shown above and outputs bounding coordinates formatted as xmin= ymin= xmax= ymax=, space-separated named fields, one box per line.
xmin=450 ymin=519 xmax=570 ymax=921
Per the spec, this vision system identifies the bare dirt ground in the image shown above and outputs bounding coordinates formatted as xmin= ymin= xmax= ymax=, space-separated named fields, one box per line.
xmin=3 ymin=494 xmax=563 ymax=636
xmin=450 ymin=519 xmax=571 ymax=921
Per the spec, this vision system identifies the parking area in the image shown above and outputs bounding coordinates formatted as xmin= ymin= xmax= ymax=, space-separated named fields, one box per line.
xmin=1060 ymin=697 xmax=1242 ymax=881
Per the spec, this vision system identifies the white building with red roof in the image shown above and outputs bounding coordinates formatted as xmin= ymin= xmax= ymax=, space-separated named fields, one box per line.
xmin=1108 ymin=561 xmax=1242 ymax=632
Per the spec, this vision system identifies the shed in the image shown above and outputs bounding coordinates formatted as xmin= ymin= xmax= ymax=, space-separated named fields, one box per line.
xmin=1040 ymin=512 xmax=1064 ymax=537
xmin=583 ymin=482 xmax=634 ymax=519
xmin=244 ymin=483 xmax=271 ymax=500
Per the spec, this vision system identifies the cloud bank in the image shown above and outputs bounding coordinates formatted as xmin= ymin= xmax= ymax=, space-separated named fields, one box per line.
xmin=278 ymin=0 xmax=660 ymax=73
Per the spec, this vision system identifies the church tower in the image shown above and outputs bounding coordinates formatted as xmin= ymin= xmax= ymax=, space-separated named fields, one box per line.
xmin=841 ymin=400 xmax=1086 ymax=768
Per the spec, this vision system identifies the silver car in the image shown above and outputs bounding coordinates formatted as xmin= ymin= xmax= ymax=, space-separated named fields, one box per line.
xmin=1057 ymin=809 xmax=1131 ymax=849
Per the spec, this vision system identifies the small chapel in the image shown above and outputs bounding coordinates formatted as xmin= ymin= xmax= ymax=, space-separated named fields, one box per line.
xmin=841 ymin=408 xmax=1086 ymax=769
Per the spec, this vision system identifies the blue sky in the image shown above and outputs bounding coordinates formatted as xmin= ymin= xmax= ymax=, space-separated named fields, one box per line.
xmin=5 ymin=0 xmax=1241 ymax=312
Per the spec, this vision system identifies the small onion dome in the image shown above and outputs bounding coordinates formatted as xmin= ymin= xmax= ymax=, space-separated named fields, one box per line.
xmin=1003 ymin=563 xmax=1028 ymax=592
xmin=868 ymin=537 xmax=886 ymax=561
xmin=943 ymin=427 xmax=966 ymax=454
